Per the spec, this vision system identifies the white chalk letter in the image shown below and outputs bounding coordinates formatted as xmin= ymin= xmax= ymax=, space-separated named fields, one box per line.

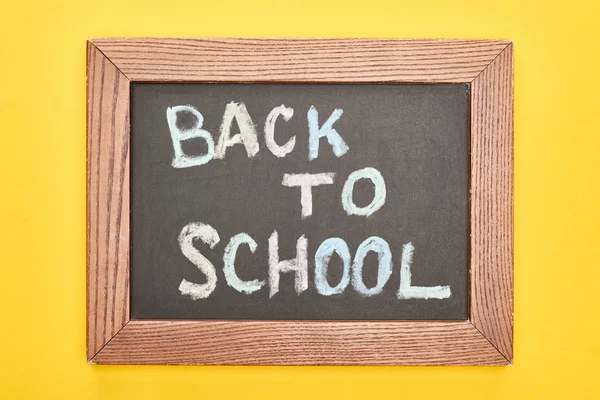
xmin=352 ymin=236 xmax=392 ymax=296
xmin=265 ymin=105 xmax=295 ymax=158
xmin=341 ymin=167 xmax=386 ymax=217
xmin=166 ymin=105 xmax=215 ymax=168
xmin=308 ymin=105 xmax=349 ymax=160
xmin=215 ymin=102 xmax=260 ymax=159
xmin=397 ymin=242 xmax=451 ymax=299
xmin=268 ymin=230 xmax=308 ymax=298
xmin=177 ymin=222 xmax=220 ymax=300
xmin=223 ymin=233 xmax=264 ymax=294
xmin=282 ymin=173 xmax=336 ymax=219
xmin=314 ymin=238 xmax=351 ymax=296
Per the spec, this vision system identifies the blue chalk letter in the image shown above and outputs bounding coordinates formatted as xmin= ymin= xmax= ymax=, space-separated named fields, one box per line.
xmin=166 ymin=105 xmax=215 ymax=168
xmin=308 ymin=105 xmax=349 ymax=160
xmin=352 ymin=236 xmax=392 ymax=296
xmin=314 ymin=238 xmax=351 ymax=296
xmin=341 ymin=167 xmax=386 ymax=217
xmin=223 ymin=233 xmax=265 ymax=294
xmin=397 ymin=242 xmax=451 ymax=299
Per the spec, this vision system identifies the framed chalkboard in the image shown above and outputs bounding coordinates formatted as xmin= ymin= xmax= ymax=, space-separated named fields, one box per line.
xmin=87 ymin=38 xmax=513 ymax=365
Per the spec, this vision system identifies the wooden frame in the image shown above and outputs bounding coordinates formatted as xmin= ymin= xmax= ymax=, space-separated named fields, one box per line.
xmin=87 ymin=38 xmax=513 ymax=365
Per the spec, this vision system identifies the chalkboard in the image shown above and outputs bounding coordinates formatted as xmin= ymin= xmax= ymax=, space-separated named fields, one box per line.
xmin=130 ymin=82 xmax=469 ymax=320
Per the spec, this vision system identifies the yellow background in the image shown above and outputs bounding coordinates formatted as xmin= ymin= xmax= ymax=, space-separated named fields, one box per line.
xmin=1 ymin=0 xmax=599 ymax=398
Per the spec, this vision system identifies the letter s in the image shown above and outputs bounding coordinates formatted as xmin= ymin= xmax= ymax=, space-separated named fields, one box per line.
xmin=177 ymin=222 xmax=220 ymax=299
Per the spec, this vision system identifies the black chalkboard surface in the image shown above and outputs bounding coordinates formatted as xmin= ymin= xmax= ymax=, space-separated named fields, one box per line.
xmin=130 ymin=83 xmax=469 ymax=320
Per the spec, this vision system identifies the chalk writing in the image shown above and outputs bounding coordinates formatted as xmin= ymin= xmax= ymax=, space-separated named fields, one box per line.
xmin=167 ymin=102 xmax=452 ymax=301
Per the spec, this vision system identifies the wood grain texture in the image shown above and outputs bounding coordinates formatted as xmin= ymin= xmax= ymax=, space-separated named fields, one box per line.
xmin=91 ymin=38 xmax=510 ymax=83
xmin=470 ymin=43 xmax=514 ymax=363
xmin=86 ymin=42 xmax=131 ymax=360
xmin=91 ymin=320 xmax=508 ymax=365
xmin=86 ymin=38 xmax=513 ymax=365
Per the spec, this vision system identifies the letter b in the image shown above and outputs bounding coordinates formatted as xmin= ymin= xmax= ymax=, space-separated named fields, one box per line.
xmin=166 ymin=105 xmax=215 ymax=168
